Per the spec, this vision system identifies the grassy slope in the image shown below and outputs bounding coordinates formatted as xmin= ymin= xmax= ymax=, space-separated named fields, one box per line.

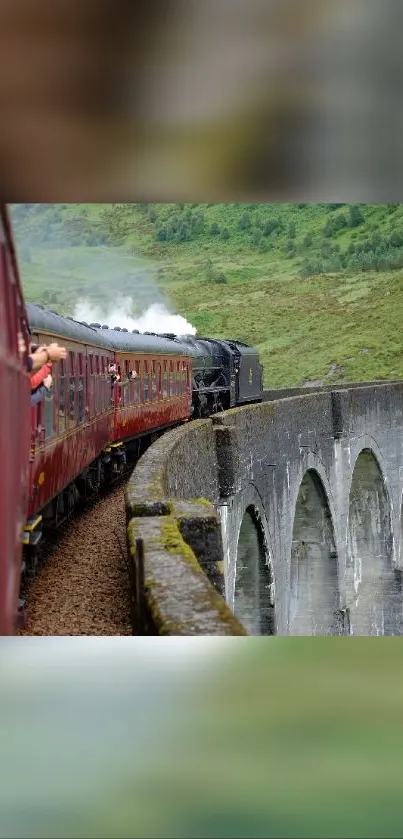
xmin=11 ymin=202 xmax=403 ymax=388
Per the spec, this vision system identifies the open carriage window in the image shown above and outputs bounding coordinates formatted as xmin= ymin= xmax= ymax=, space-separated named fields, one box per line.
xmin=129 ymin=360 xmax=141 ymax=405
xmin=58 ymin=359 xmax=66 ymax=434
xmin=44 ymin=386 xmax=55 ymax=438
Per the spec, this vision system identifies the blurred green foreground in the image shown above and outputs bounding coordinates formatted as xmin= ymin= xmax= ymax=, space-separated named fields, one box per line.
xmin=1 ymin=638 xmax=403 ymax=838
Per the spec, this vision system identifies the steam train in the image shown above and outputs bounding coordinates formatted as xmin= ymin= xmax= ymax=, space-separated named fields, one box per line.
xmin=0 ymin=202 xmax=263 ymax=634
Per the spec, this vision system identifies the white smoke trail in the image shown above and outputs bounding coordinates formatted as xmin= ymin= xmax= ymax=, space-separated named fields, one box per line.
xmin=73 ymin=297 xmax=197 ymax=336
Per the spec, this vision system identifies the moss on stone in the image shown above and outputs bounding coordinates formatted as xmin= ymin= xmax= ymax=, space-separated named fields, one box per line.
xmin=191 ymin=497 xmax=214 ymax=507
xmin=124 ymin=415 xmax=247 ymax=636
xmin=126 ymin=514 xmax=246 ymax=635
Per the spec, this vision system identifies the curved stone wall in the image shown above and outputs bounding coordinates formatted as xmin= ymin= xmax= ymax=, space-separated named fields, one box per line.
xmin=125 ymin=419 xmax=247 ymax=635
xmin=125 ymin=382 xmax=403 ymax=636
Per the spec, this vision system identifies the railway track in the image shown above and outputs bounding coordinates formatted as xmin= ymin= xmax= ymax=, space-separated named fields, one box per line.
xmin=18 ymin=480 xmax=132 ymax=636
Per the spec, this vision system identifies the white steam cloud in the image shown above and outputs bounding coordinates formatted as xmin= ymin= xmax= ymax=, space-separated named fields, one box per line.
xmin=73 ymin=297 xmax=197 ymax=336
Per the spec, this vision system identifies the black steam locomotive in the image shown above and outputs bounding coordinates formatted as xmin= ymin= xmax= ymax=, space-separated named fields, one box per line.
xmin=161 ymin=334 xmax=263 ymax=418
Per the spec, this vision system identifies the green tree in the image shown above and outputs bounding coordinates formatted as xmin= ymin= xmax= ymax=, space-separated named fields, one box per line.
xmin=251 ymin=226 xmax=262 ymax=246
xmin=192 ymin=213 xmax=205 ymax=234
xmin=326 ymin=203 xmax=345 ymax=211
xmin=349 ymin=205 xmax=364 ymax=228
xmin=323 ymin=218 xmax=334 ymax=237
xmin=156 ymin=226 xmax=167 ymax=241
xmin=288 ymin=221 xmax=296 ymax=239
xmin=286 ymin=240 xmax=296 ymax=257
xmin=389 ymin=230 xmax=403 ymax=248
xmin=239 ymin=213 xmax=251 ymax=230
xmin=205 ymin=259 xmax=227 ymax=284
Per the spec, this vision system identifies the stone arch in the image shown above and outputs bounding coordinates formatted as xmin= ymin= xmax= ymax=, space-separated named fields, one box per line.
xmin=230 ymin=484 xmax=275 ymax=636
xmin=347 ymin=447 xmax=402 ymax=635
xmin=289 ymin=468 xmax=341 ymax=635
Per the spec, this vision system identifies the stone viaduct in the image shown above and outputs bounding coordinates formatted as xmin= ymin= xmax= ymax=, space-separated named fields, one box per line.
xmin=125 ymin=381 xmax=403 ymax=636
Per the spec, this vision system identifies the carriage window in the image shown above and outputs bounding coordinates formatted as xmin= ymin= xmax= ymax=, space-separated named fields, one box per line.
xmin=143 ymin=364 xmax=149 ymax=402
xmin=182 ymin=369 xmax=186 ymax=394
xmin=163 ymin=366 xmax=168 ymax=398
xmin=78 ymin=376 xmax=84 ymax=423
xmin=151 ymin=364 xmax=157 ymax=400
xmin=169 ymin=363 xmax=174 ymax=396
xmin=44 ymin=388 xmax=55 ymax=438
xmin=58 ymin=363 xmax=66 ymax=433
xmin=93 ymin=356 xmax=98 ymax=415
xmin=121 ymin=361 xmax=129 ymax=407
xmin=88 ymin=354 xmax=94 ymax=418
xmin=130 ymin=361 xmax=140 ymax=404
xmin=78 ymin=354 xmax=85 ymax=423
xmin=69 ymin=376 xmax=76 ymax=421
xmin=101 ymin=357 xmax=107 ymax=411
xmin=133 ymin=375 xmax=140 ymax=404
xmin=69 ymin=352 xmax=76 ymax=422
xmin=104 ymin=357 xmax=110 ymax=410
xmin=123 ymin=379 xmax=130 ymax=407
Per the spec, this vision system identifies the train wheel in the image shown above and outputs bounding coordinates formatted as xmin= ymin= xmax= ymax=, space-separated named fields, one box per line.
xmin=25 ymin=546 xmax=39 ymax=580
xmin=54 ymin=494 xmax=64 ymax=529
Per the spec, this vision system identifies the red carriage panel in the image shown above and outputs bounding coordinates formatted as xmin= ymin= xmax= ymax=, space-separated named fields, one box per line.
xmin=0 ymin=205 xmax=31 ymax=634
xmin=112 ymin=351 xmax=192 ymax=443
xmin=27 ymin=338 xmax=115 ymax=519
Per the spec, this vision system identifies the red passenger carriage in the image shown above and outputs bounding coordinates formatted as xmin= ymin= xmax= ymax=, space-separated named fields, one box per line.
xmin=0 ymin=205 xmax=31 ymax=634
xmin=24 ymin=305 xmax=192 ymax=564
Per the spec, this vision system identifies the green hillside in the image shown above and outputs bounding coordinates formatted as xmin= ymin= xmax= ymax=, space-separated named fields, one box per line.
xmin=10 ymin=202 xmax=403 ymax=388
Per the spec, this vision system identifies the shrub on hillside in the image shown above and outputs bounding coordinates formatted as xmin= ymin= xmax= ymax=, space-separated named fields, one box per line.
xmin=204 ymin=259 xmax=227 ymax=284
xmin=288 ymin=221 xmax=296 ymax=239
xmin=239 ymin=213 xmax=251 ymax=230
xmin=251 ymin=226 xmax=262 ymax=246
xmin=349 ymin=205 xmax=364 ymax=227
